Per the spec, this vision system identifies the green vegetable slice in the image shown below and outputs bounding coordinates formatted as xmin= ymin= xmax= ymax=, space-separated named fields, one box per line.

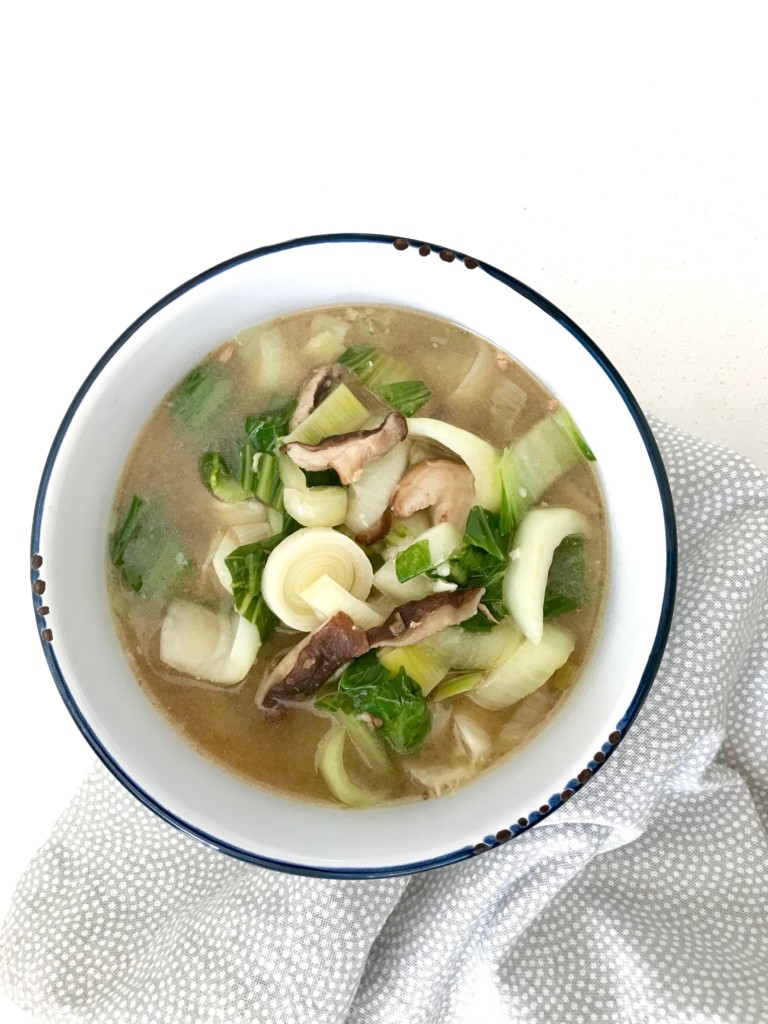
xmin=375 ymin=380 xmax=430 ymax=416
xmin=318 ymin=651 xmax=431 ymax=755
xmin=201 ymin=452 xmax=249 ymax=504
xmin=395 ymin=523 xmax=463 ymax=583
xmin=430 ymin=671 xmax=485 ymax=702
xmin=316 ymin=725 xmax=390 ymax=807
xmin=171 ymin=366 xmax=232 ymax=427
xmin=244 ymin=400 xmax=296 ymax=455
xmin=463 ymin=506 xmax=507 ymax=560
xmin=499 ymin=407 xmax=595 ymax=534
xmin=543 ymin=535 xmax=588 ymax=618
xmin=339 ymin=343 xmax=430 ymax=414
xmin=110 ymin=496 xmax=193 ymax=598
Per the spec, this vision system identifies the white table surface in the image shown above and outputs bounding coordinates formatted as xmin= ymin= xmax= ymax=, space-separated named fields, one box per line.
xmin=2 ymin=4 xmax=766 ymax=1021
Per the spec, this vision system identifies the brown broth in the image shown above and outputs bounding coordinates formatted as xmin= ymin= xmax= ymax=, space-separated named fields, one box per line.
xmin=108 ymin=305 xmax=608 ymax=806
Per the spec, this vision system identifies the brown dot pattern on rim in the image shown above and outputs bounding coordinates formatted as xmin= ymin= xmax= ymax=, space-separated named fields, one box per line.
xmin=439 ymin=249 xmax=456 ymax=263
xmin=480 ymin=727 xmax=629 ymax=852
xmin=31 ymin=554 xmax=43 ymax=569
xmin=42 ymin=629 xmax=53 ymax=642
xmin=37 ymin=605 xmax=50 ymax=616
xmin=418 ymin=244 xmax=431 ymax=257
xmin=393 ymin=238 xmax=408 ymax=251
xmin=473 ymin=843 xmax=489 ymax=855
xmin=463 ymin=256 xmax=479 ymax=269
xmin=33 ymin=580 xmax=46 ymax=595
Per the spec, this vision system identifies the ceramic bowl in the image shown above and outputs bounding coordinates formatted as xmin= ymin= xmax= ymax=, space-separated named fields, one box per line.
xmin=31 ymin=233 xmax=676 ymax=877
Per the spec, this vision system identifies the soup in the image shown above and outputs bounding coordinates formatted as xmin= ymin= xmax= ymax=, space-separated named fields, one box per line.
xmin=107 ymin=305 xmax=608 ymax=807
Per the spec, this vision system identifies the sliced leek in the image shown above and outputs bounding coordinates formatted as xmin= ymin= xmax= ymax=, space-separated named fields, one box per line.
xmin=159 ymin=600 xmax=260 ymax=685
xmin=424 ymin=619 xmax=523 ymax=671
xmin=211 ymin=521 xmax=273 ymax=593
xmin=261 ymin=527 xmax=373 ymax=631
xmin=334 ymin=709 xmax=390 ymax=772
xmin=472 ymin=623 xmax=575 ymax=710
xmin=300 ymin=574 xmax=384 ymax=630
xmin=316 ymin=724 xmax=389 ymax=807
xmin=503 ymin=506 xmax=589 ymax=644
xmin=283 ymin=486 xmax=347 ymax=527
xmin=377 ymin=642 xmax=451 ymax=695
xmin=283 ymin=383 xmax=369 ymax=445
xmin=406 ymin=418 xmax=501 ymax=512
xmin=278 ymin=451 xmax=348 ymax=527
xmin=430 ymin=671 xmax=485 ymax=702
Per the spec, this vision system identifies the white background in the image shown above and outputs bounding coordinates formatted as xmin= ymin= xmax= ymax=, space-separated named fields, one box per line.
xmin=1 ymin=3 xmax=766 ymax=1021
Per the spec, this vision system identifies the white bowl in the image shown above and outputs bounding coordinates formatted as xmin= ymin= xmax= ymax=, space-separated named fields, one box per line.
xmin=31 ymin=233 xmax=676 ymax=877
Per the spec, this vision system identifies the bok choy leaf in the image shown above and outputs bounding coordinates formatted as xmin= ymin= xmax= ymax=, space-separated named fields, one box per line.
xmin=171 ymin=366 xmax=232 ymax=427
xmin=110 ymin=495 xmax=193 ymax=598
xmin=316 ymin=651 xmax=431 ymax=755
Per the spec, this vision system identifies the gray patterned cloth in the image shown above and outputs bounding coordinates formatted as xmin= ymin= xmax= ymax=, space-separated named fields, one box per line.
xmin=2 ymin=418 xmax=767 ymax=1024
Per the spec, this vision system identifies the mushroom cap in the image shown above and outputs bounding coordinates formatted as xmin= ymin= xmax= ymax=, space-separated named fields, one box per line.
xmin=390 ymin=459 xmax=475 ymax=532
xmin=289 ymin=364 xmax=342 ymax=432
xmin=367 ymin=587 xmax=485 ymax=648
xmin=281 ymin=412 xmax=408 ymax=485
xmin=258 ymin=612 xmax=370 ymax=714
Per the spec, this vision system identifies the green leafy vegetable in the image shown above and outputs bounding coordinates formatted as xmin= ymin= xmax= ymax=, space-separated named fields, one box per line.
xmin=304 ymin=468 xmax=342 ymax=487
xmin=430 ymin=507 xmax=510 ymax=626
xmin=464 ymin=506 xmax=507 ymax=559
xmin=234 ymin=400 xmax=295 ymax=508
xmin=339 ymin=343 xmax=429 ymax=413
xmin=201 ymin=452 xmax=249 ymax=503
xmin=317 ymin=651 xmax=431 ymax=755
xmin=395 ymin=539 xmax=434 ymax=583
xmin=244 ymin=400 xmax=295 ymax=455
xmin=458 ymin=612 xmax=496 ymax=633
xmin=171 ymin=366 xmax=232 ymax=427
xmin=251 ymin=451 xmax=281 ymax=507
xmin=559 ymin=409 xmax=596 ymax=461
xmin=543 ymin=535 xmax=587 ymax=618
xmin=224 ymin=533 xmax=282 ymax=638
xmin=110 ymin=495 xmax=145 ymax=568
xmin=224 ymin=514 xmax=299 ymax=636
xmin=375 ymin=380 xmax=430 ymax=416
xmin=110 ymin=496 xmax=192 ymax=598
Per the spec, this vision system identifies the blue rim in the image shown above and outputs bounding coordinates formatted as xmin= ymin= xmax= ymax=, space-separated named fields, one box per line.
xmin=31 ymin=232 xmax=677 ymax=878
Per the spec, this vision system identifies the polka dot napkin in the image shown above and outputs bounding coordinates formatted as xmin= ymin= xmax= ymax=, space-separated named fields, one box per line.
xmin=2 ymin=419 xmax=767 ymax=1024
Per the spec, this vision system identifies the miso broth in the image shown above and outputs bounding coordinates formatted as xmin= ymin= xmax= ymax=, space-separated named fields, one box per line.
xmin=108 ymin=305 xmax=608 ymax=807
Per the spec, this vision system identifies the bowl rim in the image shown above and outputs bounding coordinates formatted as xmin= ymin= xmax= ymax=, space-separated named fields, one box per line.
xmin=30 ymin=231 xmax=678 ymax=878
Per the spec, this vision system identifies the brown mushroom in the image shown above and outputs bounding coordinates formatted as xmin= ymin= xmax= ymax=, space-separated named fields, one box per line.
xmin=390 ymin=459 xmax=475 ymax=532
xmin=354 ymin=509 xmax=392 ymax=547
xmin=258 ymin=612 xmax=370 ymax=716
xmin=367 ymin=588 xmax=485 ymax=648
xmin=289 ymin=364 xmax=342 ymax=431
xmin=281 ymin=412 xmax=407 ymax=485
